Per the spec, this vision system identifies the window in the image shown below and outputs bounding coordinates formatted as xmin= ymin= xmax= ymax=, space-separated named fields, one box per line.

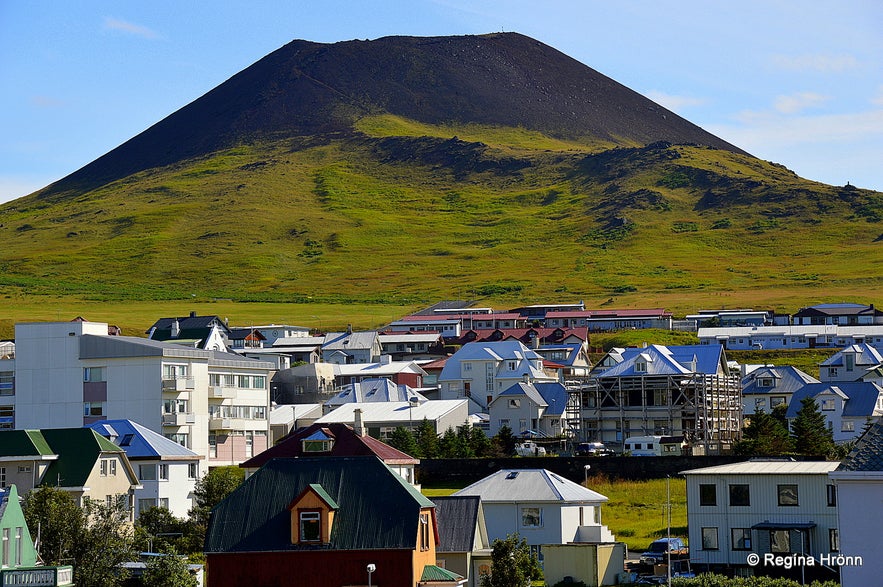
xmin=83 ymin=367 xmax=105 ymax=382
xmin=731 ymin=528 xmax=751 ymax=551
xmin=770 ymin=530 xmax=790 ymax=553
xmin=701 ymin=527 xmax=719 ymax=550
xmin=635 ymin=360 xmax=647 ymax=373
xmin=163 ymin=364 xmax=189 ymax=379
xmin=83 ymin=402 xmax=105 ymax=417
xmin=17 ymin=466 xmax=30 ymax=474
xmin=299 ymin=511 xmax=321 ymax=542
xmin=188 ymin=463 xmax=198 ymax=479
xmin=0 ymin=467 xmax=5 ymax=489
xmin=828 ymin=367 xmax=838 ymax=378
xmin=138 ymin=499 xmax=156 ymax=514
xmin=159 ymin=498 xmax=169 ymax=510
xmin=0 ymin=406 xmax=13 ymax=430
xmin=164 ymin=433 xmax=189 ymax=448
xmin=14 ymin=527 xmax=21 ymax=566
xmin=499 ymin=419 xmax=510 ymax=429
xmin=420 ymin=512 xmax=431 ymax=551
xmin=777 ymin=484 xmax=799 ymax=506
xmin=729 ymin=484 xmax=750 ymax=506
xmin=699 ymin=484 xmax=717 ymax=506
xmin=758 ymin=377 xmax=774 ymax=388
xmin=821 ymin=398 xmax=835 ymax=411
xmin=303 ymin=439 xmax=333 ymax=452
xmin=827 ymin=484 xmax=837 ymax=507
xmin=139 ymin=464 xmax=157 ymax=481
xmin=508 ymin=398 xmax=521 ymax=409
xmin=842 ymin=420 xmax=855 ymax=432
xmin=100 ymin=460 xmax=107 ymax=476
xmin=770 ymin=396 xmax=786 ymax=408
xmin=829 ymin=528 xmax=839 ymax=552
xmin=159 ymin=464 xmax=169 ymax=480
xmin=521 ymin=507 xmax=542 ymax=527
xmin=2 ymin=527 xmax=8 ymax=567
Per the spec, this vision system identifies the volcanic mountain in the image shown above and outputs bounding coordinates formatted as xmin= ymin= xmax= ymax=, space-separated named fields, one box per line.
xmin=2 ymin=33 xmax=880 ymax=310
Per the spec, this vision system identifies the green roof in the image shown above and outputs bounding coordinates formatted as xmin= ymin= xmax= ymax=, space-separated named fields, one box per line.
xmin=308 ymin=483 xmax=339 ymax=510
xmin=39 ymin=428 xmax=125 ymax=487
xmin=205 ymin=456 xmax=433 ymax=552
xmin=421 ymin=564 xmax=465 ymax=582
xmin=0 ymin=430 xmax=53 ymax=457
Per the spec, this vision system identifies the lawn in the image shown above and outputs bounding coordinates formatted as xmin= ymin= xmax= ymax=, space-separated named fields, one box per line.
xmin=421 ymin=473 xmax=686 ymax=553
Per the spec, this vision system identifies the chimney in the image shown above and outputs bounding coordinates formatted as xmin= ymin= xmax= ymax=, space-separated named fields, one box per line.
xmin=522 ymin=373 xmax=530 ymax=384
xmin=346 ymin=323 xmax=353 ymax=334
xmin=171 ymin=319 xmax=180 ymax=338
xmin=353 ymin=408 xmax=364 ymax=436
xmin=190 ymin=311 xmax=197 ymax=318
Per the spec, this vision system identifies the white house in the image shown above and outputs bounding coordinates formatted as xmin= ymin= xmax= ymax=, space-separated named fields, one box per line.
xmin=314 ymin=399 xmax=469 ymax=439
xmin=741 ymin=365 xmax=819 ymax=416
xmin=452 ymin=468 xmax=616 ymax=562
xmin=682 ymin=460 xmax=840 ymax=579
xmin=11 ymin=320 xmax=274 ymax=467
xmin=487 ymin=382 xmax=569 ymax=437
xmin=828 ymin=418 xmax=883 ymax=587
xmin=320 ymin=330 xmax=382 ymax=364
xmin=86 ymin=419 xmax=201 ymax=519
xmin=818 ymin=343 xmax=883 ymax=384
xmin=438 ymin=341 xmax=557 ymax=414
xmin=697 ymin=324 xmax=883 ymax=351
xmin=785 ymin=382 xmax=883 ymax=443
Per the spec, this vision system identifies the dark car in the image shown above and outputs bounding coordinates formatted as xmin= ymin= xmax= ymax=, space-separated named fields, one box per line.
xmin=575 ymin=442 xmax=614 ymax=457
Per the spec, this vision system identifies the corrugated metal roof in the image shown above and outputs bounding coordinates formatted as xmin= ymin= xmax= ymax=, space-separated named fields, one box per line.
xmin=785 ymin=382 xmax=883 ymax=418
xmin=80 ymin=334 xmax=211 ymax=360
xmin=40 ymin=428 xmax=133 ymax=487
xmin=85 ymin=419 xmax=200 ymax=459
xmin=681 ymin=460 xmax=840 ymax=475
xmin=269 ymin=404 xmax=322 ymax=425
xmin=316 ymin=400 xmax=467 ymax=426
xmin=431 ymin=496 xmax=482 ymax=553
xmin=742 ymin=365 xmax=819 ymax=395
xmin=453 ymin=469 xmax=607 ymax=504
xmin=421 ymin=564 xmax=465 ymax=582
xmin=206 ymin=456 xmax=432 ymax=552
xmin=0 ymin=430 xmax=54 ymax=457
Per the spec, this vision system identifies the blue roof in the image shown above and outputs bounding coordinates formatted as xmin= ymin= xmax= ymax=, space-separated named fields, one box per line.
xmin=534 ymin=383 xmax=567 ymax=416
xmin=785 ymin=383 xmax=883 ymax=419
xmin=85 ymin=419 xmax=199 ymax=459
xmin=598 ymin=344 xmax=724 ymax=377
xmin=439 ymin=341 xmax=543 ymax=380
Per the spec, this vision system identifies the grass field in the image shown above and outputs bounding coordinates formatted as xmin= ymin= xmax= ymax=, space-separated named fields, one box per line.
xmin=421 ymin=474 xmax=686 ymax=553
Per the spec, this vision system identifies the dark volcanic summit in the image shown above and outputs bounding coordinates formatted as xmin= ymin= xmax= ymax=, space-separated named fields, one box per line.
xmin=45 ymin=32 xmax=746 ymax=196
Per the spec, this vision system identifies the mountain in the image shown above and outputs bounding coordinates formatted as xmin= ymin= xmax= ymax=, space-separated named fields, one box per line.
xmin=1 ymin=33 xmax=881 ymax=310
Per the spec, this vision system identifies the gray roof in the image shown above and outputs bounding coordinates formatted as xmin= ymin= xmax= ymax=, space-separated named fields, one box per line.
xmin=431 ymin=496 xmax=483 ymax=553
xmin=836 ymin=418 xmax=883 ymax=472
xmin=322 ymin=331 xmax=379 ymax=351
xmin=742 ymin=365 xmax=819 ymax=395
xmin=785 ymin=382 xmax=883 ymax=418
xmin=682 ymin=460 xmax=840 ymax=475
xmin=453 ymin=469 xmax=607 ymax=504
xmin=819 ymin=343 xmax=883 ymax=368
xmin=325 ymin=379 xmax=427 ymax=408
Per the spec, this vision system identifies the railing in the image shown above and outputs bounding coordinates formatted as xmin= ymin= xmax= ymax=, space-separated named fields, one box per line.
xmin=209 ymin=385 xmax=236 ymax=399
xmin=2 ymin=566 xmax=74 ymax=587
xmin=162 ymin=377 xmax=195 ymax=392
xmin=162 ymin=412 xmax=196 ymax=426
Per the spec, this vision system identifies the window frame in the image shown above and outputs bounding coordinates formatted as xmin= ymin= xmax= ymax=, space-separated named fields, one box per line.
xmin=699 ymin=484 xmax=717 ymax=506
xmin=777 ymin=484 xmax=799 ymax=507
xmin=729 ymin=483 xmax=750 ymax=507
xmin=731 ymin=528 xmax=751 ymax=551
xmin=520 ymin=507 xmax=542 ymax=528
xmin=701 ymin=527 xmax=719 ymax=550
xmin=298 ymin=510 xmax=322 ymax=543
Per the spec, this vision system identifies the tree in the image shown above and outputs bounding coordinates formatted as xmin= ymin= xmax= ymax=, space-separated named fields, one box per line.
xmin=492 ymin=425 xmax=517 ymax=457
xmin=135 ymin=506 xmax=188 ymax=554
xmin=141 ymin=547 xmax=198 ymax=587
xmin=469 ymin=426 xmax=493 ymax=457
xmin=480 ymin=533 xmax=543 ymax=587
xmin=74 ymin=496 xmax=136 ymax=587
xmin=387 ymin=426 xmax=419 ymax=456
xmin=189 ymin=466 xmax=244 ymax=526
xmin=415 ymin=418 xmax=439 ymax=458
xmin=734 ymin=409 xmax=793 ymax=456
xmin=23 ymin=486 xmax=84 ymax=565
xmin=791 ymin=396 xmax=835 ymax=458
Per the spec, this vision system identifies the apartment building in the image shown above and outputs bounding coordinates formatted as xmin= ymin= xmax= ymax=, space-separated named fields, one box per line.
xmin=10 ymin=320 xmax=274 ymax=467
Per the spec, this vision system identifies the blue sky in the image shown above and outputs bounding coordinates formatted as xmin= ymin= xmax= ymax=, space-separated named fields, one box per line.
xmin=1 ymin=1 xmax=881 ymax=203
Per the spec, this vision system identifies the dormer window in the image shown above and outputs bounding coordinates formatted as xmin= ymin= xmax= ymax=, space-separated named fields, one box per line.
xmin=758 ymin=377 xmax=774 ymax=388
xmin=288 ymin=483 xmax=339 ymax=546
xmin=301 ymin=429 xmax=335 ymax=453
xmin=635 ymin=360 xmax=647 ymax=373
xmin=299 ymin=511 xmax=321 ymax=542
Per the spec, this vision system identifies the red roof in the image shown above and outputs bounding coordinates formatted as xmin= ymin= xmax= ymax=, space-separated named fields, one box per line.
xmin=546 ymin=308 xmax=671 ymax=318
xmin=239 ymin=422 xmax=418 ymax=469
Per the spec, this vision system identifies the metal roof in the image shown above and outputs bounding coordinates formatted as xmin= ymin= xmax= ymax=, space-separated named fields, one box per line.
xmin=785 ymin=382 xmax=883 ymax=418
xmin=269 ymin=404 xmax=322 ymax=425
xmin=85 ymin=419 xmax=200 ymax=460
xmin=430 ymin=496 xmax=483 ymax=553
xmin=205 ymin=456 xmax=433 ymax=552
xmin=316 ymin=400 xmax=467 ymax=426
xmin=0 ymin=430 xmax=54 ymax=457
xmin=836 ymin=417 xmax=883 ymax=472
xmin=742 ymin=365 xmax=819 ymax=395
xmin=681 ymin=460 xmax=840 ymax=475
xmin=453 ymin=469 xmax=607 ymax=504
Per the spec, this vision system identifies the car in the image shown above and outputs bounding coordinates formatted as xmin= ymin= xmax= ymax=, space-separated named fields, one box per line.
xmin=575 ymin=442 xmax=614 ymax=457
xmin=515 ymin=441 xmax=546 ymax=456
xmin=639 ymin=537 xmax=688 ymax=566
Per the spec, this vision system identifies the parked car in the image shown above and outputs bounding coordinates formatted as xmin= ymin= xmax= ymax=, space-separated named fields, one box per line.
xmin=515 ymin=441 xmax=546 ymax=456
xmin=575 ymin=442 xmax=614 ymax=457
xmin=639 ymin=537 xmax=688 ymax=566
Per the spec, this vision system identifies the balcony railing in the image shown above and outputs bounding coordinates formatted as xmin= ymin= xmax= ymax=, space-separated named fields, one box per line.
xmin=209 ymin=385 xmax=236 ymax=399
xmin=162 ymin=412 xmax=196 ymax=426
xmin=208 ymin=416 xmax=254 ymax=431
xmin=162 ymin=377 xmax=195 ymax=392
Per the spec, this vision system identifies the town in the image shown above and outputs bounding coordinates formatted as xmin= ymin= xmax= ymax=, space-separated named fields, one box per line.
xmin=1 ymin=300 xmax=881 ymax=587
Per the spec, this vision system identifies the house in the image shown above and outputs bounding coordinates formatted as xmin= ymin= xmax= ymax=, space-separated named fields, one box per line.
xmin=785 ymin=382 xmax=883 ymax=443
xmin=792 ymin=303 xmax=883 ymax=326
xmin=323 ymin=378 xmax=427 ymax=414
xmin=681 ymin=459 xmax=840 ymax=580
xmin=10 ymin=320 xmax=274 ymax=467
xmin=0 ymin=485 xmax=74 ymax=587
xmin=226 ymin=327 xmax=266 ymax=350
xmin=818 ymin=343 xmax=883 ymax=384
xmin=487 ymin=381 xmax=569 ymax=437
xmin=452 ymin=469 xmax=615 ymax=560
xmin=315 ymin=400 xmax=469 ymax=441
xmin=270 ymin=362 xmax=337 ymax=404
xmin=332 ymin=358 xmax=428 ymax=390
xmin=85 ymin=419 xmax=201 ymax=519
xmin=146 ymin=312 xmax=232 ymax=352
xmin=320 ymin=330 xmax=382 ymax=364
xmin=205 ymin=456 xmax=458 ymax=587
xmin=542 ymin=307 xmax=673 ymax=331
xmin=250 ymin=324 xmax=312 ymax=347
xmin=378 ymin=332 xmax=447 ymax=361
xmin=430 ymin=496 xmax=491 ymax=587
xmin=580 ymin=344 xmax=742 ymax=454
xmin=240 ymin=422 xmax=420 ymax=487
xmin=686 ymin=309 xmax=774 ymax=329
xmin=0 ymin=428 xmax=140 ymax=515
xmin=437 ymin=341 xmax=557 ymax=414
xmin=270 ymin=335 xmax=325 ymax=364
xmin=697 ymin=324 xmax=883 ymax=350
xmin=741 ymin=365 xmax=819 ymax=416
xmin=828 ymin=418 xmax=883 ymax=587
xmin=268 ymin=403 xmax=322 ymax=443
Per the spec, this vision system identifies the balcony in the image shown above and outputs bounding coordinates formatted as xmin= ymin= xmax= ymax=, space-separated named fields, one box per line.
xmin=162 ymin=378 xmax=195 ymax=392
xmin=208 ymin=416 xmax=252 ymax=431
xmin=162 ymin=412 xmax=196 ymax=426
xmin=209 ymin=385 xmax=236 ymax=399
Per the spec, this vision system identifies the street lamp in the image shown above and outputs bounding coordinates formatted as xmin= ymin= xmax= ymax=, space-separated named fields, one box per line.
xmin=367 ymin=563 xmax=376 ymax=587
xmin=584 ymin=464 xmax=591 ymax=487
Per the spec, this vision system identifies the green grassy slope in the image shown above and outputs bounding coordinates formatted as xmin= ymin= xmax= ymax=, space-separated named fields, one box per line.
xmin=1 ymin=115 xmax=881 ymax=315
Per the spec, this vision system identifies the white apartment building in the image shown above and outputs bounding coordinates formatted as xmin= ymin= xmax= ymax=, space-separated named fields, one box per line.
xmin=11 ymin=321 xmax=275 ymax=467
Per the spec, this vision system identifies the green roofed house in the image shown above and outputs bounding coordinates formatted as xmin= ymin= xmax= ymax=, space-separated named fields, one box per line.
xmin=205 ymin=456 xmax=464 ymax=587
xmin=0 ymin=485 xmax=73 ymax=587
xmin=0 ymin=428 xmax=140 ymax=519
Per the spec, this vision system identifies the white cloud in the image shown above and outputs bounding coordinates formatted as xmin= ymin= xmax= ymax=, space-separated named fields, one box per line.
xmin=773 ymin=92 xmax=830 ymax=114
xmin=645 ymin=90 xmax=706 ymax=113
xmin=103 ymin=17 xmax=158 ymax=39
xmin=723 ymin=108 xmax=883 ymax=147
xmin=770 ymin=53 xmax=859 ymax=73
xmin=872 ymin=85 xmax=883 ymax=107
